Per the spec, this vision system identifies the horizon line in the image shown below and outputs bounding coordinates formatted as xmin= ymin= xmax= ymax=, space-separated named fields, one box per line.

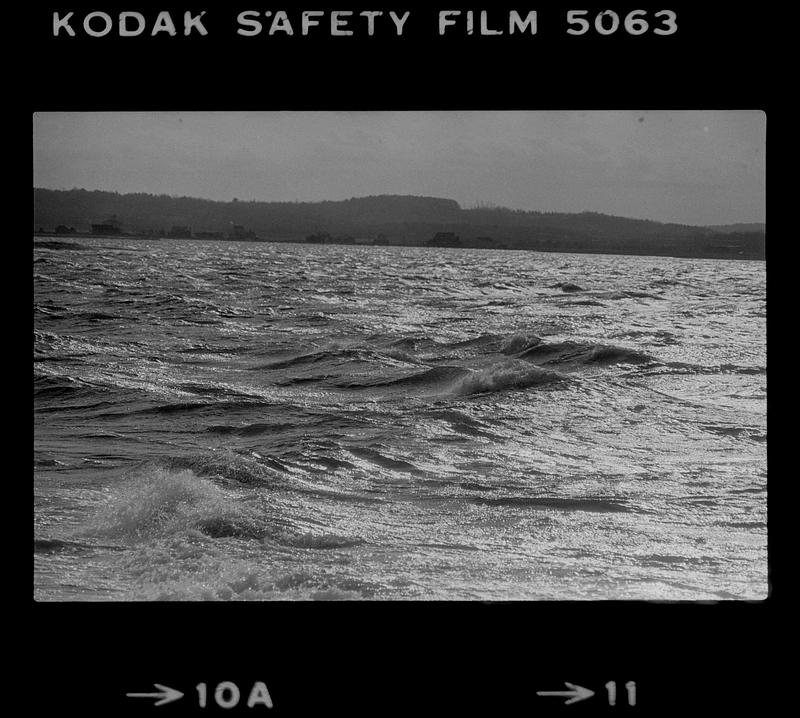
xmin=32 ymin=186 xmax=766 ymax=229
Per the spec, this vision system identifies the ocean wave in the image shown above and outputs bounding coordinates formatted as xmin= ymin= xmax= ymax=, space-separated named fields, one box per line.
xmin=33 ymin=332 xmax=106 ymax=359
xmin=369 ymin=332 xmax=647 ymax=373
xmin=441 ymin=333 xmax=506 ymax=351
xmin=700 ymin=424 xmax=766 ymax=442
xmin=127 ymin=558 xmax=378 ymax=600
xmin=469 ymin=495 xmax=633 ymax=512
xmin=34 ymin=240 xmax=87 ymax=250
xmin=75 ymin=310 xmax=121 ymax=322
xmin=385 ymin=336 xmax=439 ymax=353
xmin=204 ymin=421 xmax=296 ymax=437
xmin=718 ymin=363 xmax=766 ymax=375
xmin=34 ymin=456 xmax=68 ymax=468
xmin=281 ymin=532 xmax=366 ymax=549
xmin=124 ymin=397 xmax=278 ymax=417
xmin=162 ymin=452 xmax=288 ymax=486
xmin=551 ymin=282 xmax=585 ymax=292
xmin=566 ymin=299 xmax=606 ymax=307
xmin=348 ymin=446 xmax=423 ymax=474
xmin=275 ymin=374 xmax=337 ymax=386
xmin=34 ymin=373 xmax=99 ymax=400
xmin=518 ymin=340 xmax=655 ymax=366
xmin=422 ymin=409 xmax=497 ymax=438
xmin=334 ymin=364 xmax=469 ymax=390
xmin=83 ymin=467 xmax=269 ymax=541
xmin=449 ymin=362 xmax=564 ymax=396
xmin=34 ymin=303 xmax=68 ymax=317
xmin=378 ymin=333 xmax=511 ymax=359
xmin=178 ymin=342 xmax=252 ymax=355
xmin=34 ymin=537 xmax=93 ymax=554
xmin=614 ymin=329 xmax=679 ymax=345
xmin=499 ymin=332 xmax=542 ymax=354
xmin=336 ymin=359 xmax=564 ymax=398
xmin=642 ymin=361 xmax=766 ymax=377
xmin=264 ymin=332 xmax=538 ymax=368
xmin=597 ymin=290 xmax=666 ymax=301
xmin=254 ymin=347 xmax=375 ymax=371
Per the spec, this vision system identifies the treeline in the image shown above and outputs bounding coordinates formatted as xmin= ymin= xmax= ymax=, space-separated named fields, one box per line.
xmin=32 ymin=189 xmax=463 ymax=236
xmin=32 ymin=188 xmax=765 ymax=259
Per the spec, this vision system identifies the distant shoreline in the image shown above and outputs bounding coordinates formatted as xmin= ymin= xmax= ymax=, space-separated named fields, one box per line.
xmin=33 ymin=232 xmax=765 ymax=262
xmin=33 ymin=188 xmax=765 ymax=261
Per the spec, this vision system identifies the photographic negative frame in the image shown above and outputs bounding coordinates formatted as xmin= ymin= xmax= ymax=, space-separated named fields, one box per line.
xmin=27 ymin=2 xmax=778 ymax=715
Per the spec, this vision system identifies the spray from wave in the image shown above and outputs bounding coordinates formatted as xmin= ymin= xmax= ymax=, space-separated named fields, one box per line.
xmin=449 ymin=361 xmax=564 ymax=396
xmin=83 ymin=467 xmax=268 ymax=540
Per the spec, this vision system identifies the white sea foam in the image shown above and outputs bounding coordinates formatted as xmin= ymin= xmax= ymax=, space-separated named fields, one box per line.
xmin=84 ymin=467 xmax=265 ymax=540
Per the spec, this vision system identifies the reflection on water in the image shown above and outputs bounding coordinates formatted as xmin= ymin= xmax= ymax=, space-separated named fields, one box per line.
xmin=34 ymin=238 xmax=766 ymax=600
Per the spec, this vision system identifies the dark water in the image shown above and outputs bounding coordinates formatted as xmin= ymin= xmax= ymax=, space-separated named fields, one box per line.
xmin=34 ymin=238 xmax=767 ymax=600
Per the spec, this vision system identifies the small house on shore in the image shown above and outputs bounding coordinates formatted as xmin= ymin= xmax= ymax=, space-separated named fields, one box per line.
xmin=91 ymin=216 xmax=122 ymax=235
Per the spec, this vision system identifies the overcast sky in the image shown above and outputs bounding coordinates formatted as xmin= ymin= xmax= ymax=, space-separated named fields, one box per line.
xmin=33 ymin=111 xmax=765 ymax=226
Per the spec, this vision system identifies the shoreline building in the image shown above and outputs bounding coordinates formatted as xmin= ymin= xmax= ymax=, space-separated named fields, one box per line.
xmin=91 ymin=215 xmax=122 ymax=235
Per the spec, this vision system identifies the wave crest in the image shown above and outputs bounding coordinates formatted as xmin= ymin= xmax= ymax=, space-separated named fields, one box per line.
xmin=84 ymin=467 xmax=268 ymax=540
xmin=449 ymin=361 xmax=564 ymax=396
xmin=518 ymin=341 xmax=654 ymax=366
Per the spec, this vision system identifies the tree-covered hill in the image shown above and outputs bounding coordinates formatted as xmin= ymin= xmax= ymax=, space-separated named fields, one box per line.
xmin=33 ymin=188 xmax=765 ymax=260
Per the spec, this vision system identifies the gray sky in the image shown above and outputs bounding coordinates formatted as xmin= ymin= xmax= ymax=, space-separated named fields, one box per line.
xmin=33 ymin=111 xmax=766 ymax=226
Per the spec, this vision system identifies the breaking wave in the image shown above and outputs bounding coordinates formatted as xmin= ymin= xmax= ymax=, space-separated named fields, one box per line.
xmin=337 ymin=360 xmax=564 ymax=397
xmin=517 ymin=340 xmax=655 ymax=366
xmin=33 ymin=240 xmax=766 ymax=601
xmin=449 ymin=361 xmax=564 ymax=396
xmin=83 ymin=467 xmax=270 ymax=540
xmin=499 ymin=332 xmax=543 ymax=354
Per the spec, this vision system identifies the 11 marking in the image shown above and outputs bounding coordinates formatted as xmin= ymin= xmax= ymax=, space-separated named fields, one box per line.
xmin=605 ymin=681 xmax=636 ymax=706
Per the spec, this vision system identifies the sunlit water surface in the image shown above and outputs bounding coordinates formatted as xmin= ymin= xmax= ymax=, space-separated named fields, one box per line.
xmin=34 ymin=238 xmax=767 ymax=600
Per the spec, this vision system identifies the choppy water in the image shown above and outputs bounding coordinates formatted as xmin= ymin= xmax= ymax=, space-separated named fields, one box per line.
xmin=33 ymin=238 xmax=767 ymax=600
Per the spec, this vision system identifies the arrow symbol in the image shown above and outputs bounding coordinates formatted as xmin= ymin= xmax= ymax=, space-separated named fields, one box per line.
xmin=126 ymin=684 xmax=184 ymax=707
xmin=536 ymin=682 xmax=595 ymax=705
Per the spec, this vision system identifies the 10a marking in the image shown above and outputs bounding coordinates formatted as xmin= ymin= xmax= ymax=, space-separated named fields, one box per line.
xmin=606 ymin=681 xmax=637 ymax=706
xmin=196 ymin=682 xmax=273 ymax=709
